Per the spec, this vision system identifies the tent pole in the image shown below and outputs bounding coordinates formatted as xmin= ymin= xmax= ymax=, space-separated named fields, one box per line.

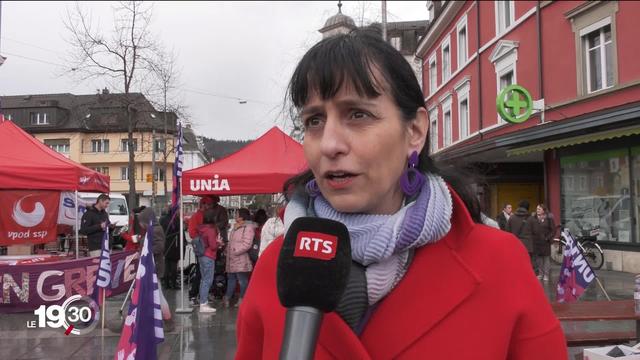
xmin=75 ymin=190 xmax=79 ymax=259
xmin=175 ymin=181 xmax=192 ymax=313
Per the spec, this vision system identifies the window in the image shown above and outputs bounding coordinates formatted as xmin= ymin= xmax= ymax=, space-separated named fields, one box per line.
xmin=443 ymin=110 xmax=452 ymax=147
xmin=92 ymin=167 xmax=109 ymax=175
xmin=91 ymin=139 xmax=109 ymax=153
xmin=154 ymin=167 xmax=166 ymax=181
xmin=490 ymin=40 xmax=518 ymax=125
xmin=154 ymin=139 xmax=166 ymax=153
xmin=495 ymin=1 xmax=515 ymax=35
xmin=29 ymin=112 xmax=48 ymax=125
xmin=457 ymin=16 xmax=468 ymax=67
xmin=428 ymin=107 xmax=439 ymax=153
xmin=459 ymin=99 xmax=469 ymax=139
xmin=441 ymin=36 xmax=451 ymax=81
xmin=569 ymin=2 xmax=618 ymax=96
xmin=499 ymin=70 xmax=514 ymax=90
xmin=121 ymin=139 xmax=138 ymax=152
xmin=561 ymin=149 xmax=634 ymax=243
xmin=455 ymin=78 xmax=470 ymax=140
xmin=583 ymin=23 xmax=613 ymax=93
xmin=390 ymin=37 xmax=401 ymax=51
xmin=440 ymin=95 xmax=452 ymax=147
xmin=428 ymin=55 xmax=437 ymax=94
xmin=44 ymin=139 xmax=70 ymax=154
xmin=120 ymin=167 xmax=132 ymax=181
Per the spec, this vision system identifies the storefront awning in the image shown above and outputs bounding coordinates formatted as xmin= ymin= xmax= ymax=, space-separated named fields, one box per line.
xmin=507 ymin=125 xmax=640 ymax=157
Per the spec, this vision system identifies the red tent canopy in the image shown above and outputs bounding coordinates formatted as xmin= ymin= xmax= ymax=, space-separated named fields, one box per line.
xmin=0 ymin=120 xmax=110 ymax=192
xmin=183 ymin=127 xmax=307 ymax=195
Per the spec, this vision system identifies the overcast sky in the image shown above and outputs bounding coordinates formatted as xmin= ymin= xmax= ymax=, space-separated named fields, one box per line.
xmin=0 ymin=1 xmax=428 ymax=140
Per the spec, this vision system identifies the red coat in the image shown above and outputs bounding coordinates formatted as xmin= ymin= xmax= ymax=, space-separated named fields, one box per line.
xmin=236 ymin=190 xmax=567 ymax=359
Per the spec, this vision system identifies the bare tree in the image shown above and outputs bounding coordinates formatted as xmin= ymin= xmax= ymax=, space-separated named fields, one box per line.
xmin=64 ymin=1 xmax=160 ymax=209
xmin=147 ymin=49 xmax=184 ymax=200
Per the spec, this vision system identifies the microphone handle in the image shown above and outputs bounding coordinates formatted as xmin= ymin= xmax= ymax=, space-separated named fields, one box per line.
xmin=280 ymin=306 xmax=323 ymax=360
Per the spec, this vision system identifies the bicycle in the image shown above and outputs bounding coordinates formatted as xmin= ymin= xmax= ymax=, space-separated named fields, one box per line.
xmin=550 ymin=225 xmax=604 ymax=270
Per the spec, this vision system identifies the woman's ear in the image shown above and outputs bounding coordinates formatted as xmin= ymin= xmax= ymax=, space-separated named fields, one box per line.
xmin=407 ymin=107 xmax=429 ymax=154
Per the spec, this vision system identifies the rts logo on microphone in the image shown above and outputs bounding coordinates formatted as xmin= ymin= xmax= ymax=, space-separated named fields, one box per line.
xmin=294 ymin=231 xmax=338 ymax=260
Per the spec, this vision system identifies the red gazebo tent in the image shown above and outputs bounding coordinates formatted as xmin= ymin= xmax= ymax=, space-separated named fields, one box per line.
xmin=0 ymin=120 xmax=110 ymax=192
xmin=182 ymin=126 xmax=307 ymax=196
xmin=0 ymin=120 xmax=110 ymax=255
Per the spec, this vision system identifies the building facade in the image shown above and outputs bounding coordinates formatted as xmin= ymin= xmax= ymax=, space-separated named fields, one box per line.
xmin=0 ymin=91 xmax=178 ymax=208
xmin=418 ymin=1 xmax=640 ymax=271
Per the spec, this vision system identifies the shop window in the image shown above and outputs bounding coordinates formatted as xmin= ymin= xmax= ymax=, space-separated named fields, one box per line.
xmin=561 ymin=149 xmax=633 ymax=243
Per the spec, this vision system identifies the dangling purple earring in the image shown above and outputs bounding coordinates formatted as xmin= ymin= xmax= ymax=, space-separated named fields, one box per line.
xmin=306 ymin=179 xmax=320 ymax=197
xmin=400 ymin=151 xmax=426 ymax=197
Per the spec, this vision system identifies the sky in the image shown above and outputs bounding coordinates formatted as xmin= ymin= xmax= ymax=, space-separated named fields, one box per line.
xmin=0 ymin=1 xmax=428 ymax=140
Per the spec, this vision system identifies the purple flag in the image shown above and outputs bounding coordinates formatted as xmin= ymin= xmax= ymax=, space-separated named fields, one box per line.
xmin=92 ymin=228 xmax=111 ymax=306
xmin=556 ymin=229 xmax=596 ymax=303
xmin=115 ymin=221 xmax=164 ymax=359
xmin=169 ymin=123 xmax=183 ymax=230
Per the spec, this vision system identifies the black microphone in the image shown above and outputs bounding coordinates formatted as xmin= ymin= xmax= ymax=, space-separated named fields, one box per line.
xmin=277 ymin=217 xmax=351 ymax=360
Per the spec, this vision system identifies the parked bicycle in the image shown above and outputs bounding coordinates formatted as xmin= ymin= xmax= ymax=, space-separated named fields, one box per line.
xmin=550 ymin=225 xmax=604 ymax=270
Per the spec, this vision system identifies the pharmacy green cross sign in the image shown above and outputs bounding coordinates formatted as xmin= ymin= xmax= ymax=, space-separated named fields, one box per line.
xmin=496 ymin=84 xmax=533 ymax=124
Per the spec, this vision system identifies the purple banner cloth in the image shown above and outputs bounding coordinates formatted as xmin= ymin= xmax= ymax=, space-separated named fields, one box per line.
xmin=0 ymin=250 xmax=139 ymax=313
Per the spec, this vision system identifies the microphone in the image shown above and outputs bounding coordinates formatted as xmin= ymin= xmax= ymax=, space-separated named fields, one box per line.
xmin=277 ymin=217 xmax=351 ymax=360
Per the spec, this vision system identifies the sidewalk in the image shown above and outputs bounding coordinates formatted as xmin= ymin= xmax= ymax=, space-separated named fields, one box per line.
xmin=0 ymin=265 xmax=635 ymax=359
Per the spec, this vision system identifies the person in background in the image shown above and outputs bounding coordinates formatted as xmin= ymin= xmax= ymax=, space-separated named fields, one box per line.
xmin=79 ymin=193 xmax=111 ymax=257
xmin=235 ymin=29 xmax=566 ymax=358
xmin=224 ymin=207 xmax=254 ymax=308
xmin=212 ymin=195 xmax=230 ymax=244
xmin=253 ymin=208 xmax=268 ymax=242
xmin=121 ymin=206 xmax=147 ymax=252
xmin=197 ymin=209 xmax=221 ymax=313
xmin=497 ymin=203 xmax=513 ymax=231
xmin=187 ymin=197 xmax=214 ymax=303
xmin=529 ymin=204 xmax=555 ymax=282
xmin=507 ymin=200 xmax=535 ymax=272
xmin=160 ymin=205 xmax=182 ymax=289
xmin=258 ymin=205 xmax=285 ymax=257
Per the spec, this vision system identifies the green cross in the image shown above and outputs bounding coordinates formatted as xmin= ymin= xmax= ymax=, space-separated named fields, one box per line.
xmin=496 ymin=84 xmax=533 ymax=124
xmin=506 ymin=92 xmax=527 ymax=116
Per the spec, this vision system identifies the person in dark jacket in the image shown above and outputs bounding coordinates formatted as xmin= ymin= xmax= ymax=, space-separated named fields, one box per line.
xmin=506 ymin=200 xmax=535 ymax=271
xmin=79 ymin=193 xmax=110 ymax=257
xmin=138 ymin=207 xmax=166 ymax=279
xmin=496 ymin=203 xmax=512 ymax=231
xmin=529 ymin=204 xmax=556 ymax=281
xmin=160 ymin=206 xmax=182 ymax=289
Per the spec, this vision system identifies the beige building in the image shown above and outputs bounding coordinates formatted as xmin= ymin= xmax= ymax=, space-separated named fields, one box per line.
xmin=1 ymin=91 xmax=177 ymax=208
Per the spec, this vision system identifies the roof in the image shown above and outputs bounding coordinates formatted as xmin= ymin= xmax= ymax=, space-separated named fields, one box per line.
xmin=387 ymin=20 xmax=429 ymax=33
xmin=0 ymin=92 xmax=177 ymax=134
xmin=0 ymin=119 xmax=110 ymax=192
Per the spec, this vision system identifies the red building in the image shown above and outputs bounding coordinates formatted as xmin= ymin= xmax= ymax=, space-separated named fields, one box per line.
xmin=417 ymin=1 xmax=640 ymax=271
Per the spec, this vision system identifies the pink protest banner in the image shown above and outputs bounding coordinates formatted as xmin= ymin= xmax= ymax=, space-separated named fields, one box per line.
xmin=0 ymin=250 xmax=138 ymax=313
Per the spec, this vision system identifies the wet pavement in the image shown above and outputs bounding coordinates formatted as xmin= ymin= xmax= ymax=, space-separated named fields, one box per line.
xmin=0 ymin=265 xmax=635 ymax=359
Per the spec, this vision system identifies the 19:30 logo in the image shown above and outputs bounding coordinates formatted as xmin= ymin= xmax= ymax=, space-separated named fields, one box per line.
xmin=29 ymin=295 xmax=99 ymax=335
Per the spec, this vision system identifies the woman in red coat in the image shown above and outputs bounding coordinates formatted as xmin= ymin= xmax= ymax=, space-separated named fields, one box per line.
xmin=236 ymin=29 xmax=567 ymax=359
